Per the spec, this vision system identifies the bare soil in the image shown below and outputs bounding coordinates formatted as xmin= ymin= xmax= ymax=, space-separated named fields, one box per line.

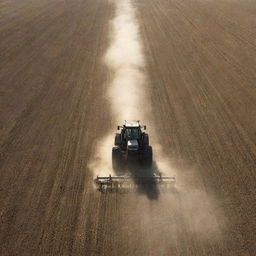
xmin=0 ymin=0 xmax=255 ymax=255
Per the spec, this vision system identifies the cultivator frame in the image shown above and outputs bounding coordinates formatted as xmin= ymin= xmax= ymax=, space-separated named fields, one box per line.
xmin=94 ymin=174 xmax=176 ymax=191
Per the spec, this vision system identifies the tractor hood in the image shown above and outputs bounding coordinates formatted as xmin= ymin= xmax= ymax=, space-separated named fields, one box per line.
xmin=127 ymin=140 xmax=139 ymax=151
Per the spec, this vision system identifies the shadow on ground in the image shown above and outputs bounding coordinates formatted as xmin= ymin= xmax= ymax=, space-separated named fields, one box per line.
xmin=114 ymin=160 xmax=176 ymax=200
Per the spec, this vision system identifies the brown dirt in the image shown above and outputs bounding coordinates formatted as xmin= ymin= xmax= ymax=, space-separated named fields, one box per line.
xmin=0 ymin=0 xmax=255 ymax=255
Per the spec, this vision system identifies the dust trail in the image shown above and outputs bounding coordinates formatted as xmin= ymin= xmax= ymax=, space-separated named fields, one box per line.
xmin=104 ymin=0 xmax=149 ymax=121
xmin=90 ymin=0 xmax=174 ymax=177
xmin=89 ymin=0 xmax=151 ymax=176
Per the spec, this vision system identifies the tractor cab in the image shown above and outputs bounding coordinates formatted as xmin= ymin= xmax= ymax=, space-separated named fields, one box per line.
xmin=123 ymin=121 xmax=142 ymax=141
xmin=125 ymin=127 xmax=140 ymax=140
xmin=115 ymin=121 xmax=148 ymax=151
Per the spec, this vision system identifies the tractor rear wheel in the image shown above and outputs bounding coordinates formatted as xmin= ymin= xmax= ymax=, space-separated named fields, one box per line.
xmin=143 ymin=145 xmax=152 ymax=166
xmin=112 ymin=146 xmax=122 ymax=172
xmin=143 ymin=133 xmax=149 ymax=146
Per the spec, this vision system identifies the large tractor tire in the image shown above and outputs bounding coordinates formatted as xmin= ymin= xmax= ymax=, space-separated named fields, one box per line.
xmin=143 ymin=133 xmax=149 ymax=146
xmin=114 ymin=134 xmax=121 ymax=146
xmin=112 ymin=146 xmax=122 ymax=172
xmin=143 ymin=145 xmax=152 ymax=166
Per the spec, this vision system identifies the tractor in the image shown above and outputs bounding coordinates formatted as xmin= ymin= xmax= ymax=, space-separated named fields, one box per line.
xmin=94 ymin=120 xmax=176 ymax=191
xmin=112 ymin=120 xmax=152 ymax=171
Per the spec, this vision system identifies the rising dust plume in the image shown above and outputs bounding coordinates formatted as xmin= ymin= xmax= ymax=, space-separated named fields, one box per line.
xmin=89 ymin=0 xmax=150 ymax=175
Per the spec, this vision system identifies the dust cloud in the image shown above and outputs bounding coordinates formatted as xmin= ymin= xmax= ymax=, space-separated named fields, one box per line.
xmin=88 ymin=0 xmax=223 ymax=240
xmin=88 ymin=135 xmax=113 ymax=176
xmin=90 ymin=0 xmax=171 ymax=177
xmin=104 ymin=0 xmax=149 ymax=121
xmin=89 ymin=0 xmax=150 ymax=176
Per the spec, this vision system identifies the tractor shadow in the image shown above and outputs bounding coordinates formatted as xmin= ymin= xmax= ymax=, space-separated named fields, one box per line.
xmin=115 ymin=160 xmax=162 ymax=200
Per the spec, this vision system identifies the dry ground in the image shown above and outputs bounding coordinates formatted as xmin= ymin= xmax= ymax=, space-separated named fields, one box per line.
xmin=0 ymin=0 xmax=256 ymax=255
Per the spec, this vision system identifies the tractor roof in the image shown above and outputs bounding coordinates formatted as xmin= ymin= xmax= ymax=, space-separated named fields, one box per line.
xmin=124 ymin=120 xmax=140 ymax=128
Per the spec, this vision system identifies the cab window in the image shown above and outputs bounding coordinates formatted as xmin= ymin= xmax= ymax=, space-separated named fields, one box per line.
xmin=126 ymin=128 xmax=140 ymax=139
